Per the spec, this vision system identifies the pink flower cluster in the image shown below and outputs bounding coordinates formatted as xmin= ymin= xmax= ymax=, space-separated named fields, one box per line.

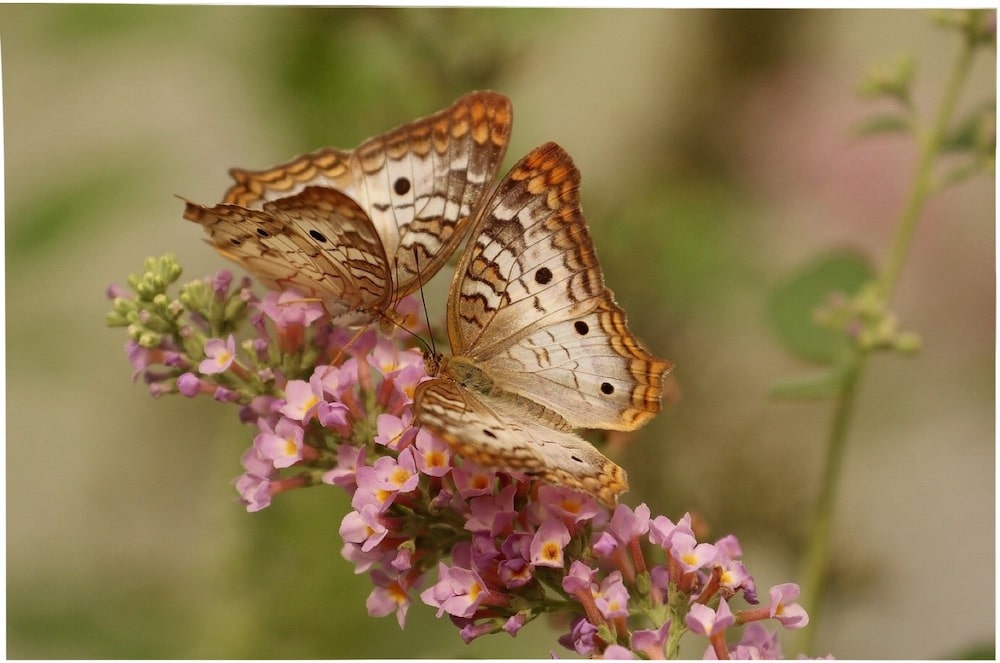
xmin=110 ymin=270 xmax=814 ymax=658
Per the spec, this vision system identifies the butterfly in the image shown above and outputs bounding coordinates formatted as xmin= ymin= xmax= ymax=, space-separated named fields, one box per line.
xmin=180 ymin=91 xmax=513 ymax=327
xmin=413 ymin=142 xmax=672 ymax=506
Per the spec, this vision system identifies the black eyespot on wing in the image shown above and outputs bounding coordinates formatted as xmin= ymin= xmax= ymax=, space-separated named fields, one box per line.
xmin=229 ymin=238 xmax=242 ymax=246
xmin=601 ymin=382 xmax=614 ymax=395
xmin=256 ymin=228 xmax=270 ymax=238
xmin=309 ymin=229 xmax=328 ymax=243
xmin=574 ymin=320 xmax=589 ymax=335
xmin=394 ymin=177 xmax=411 ymax=195
xmin=483 ymin=429 xmax=497 ymax=439
xmin=535 ymin=267 xmax=553 ymax=285
xmin=571 ymin=455 xmax=583 ymax=463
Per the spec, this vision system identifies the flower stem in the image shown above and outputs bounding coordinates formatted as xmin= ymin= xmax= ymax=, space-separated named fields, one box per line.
xmin=877 ymin=35 xmax=977 ymax=300
xmin=790 ymin=28 xmax=980 ymax=658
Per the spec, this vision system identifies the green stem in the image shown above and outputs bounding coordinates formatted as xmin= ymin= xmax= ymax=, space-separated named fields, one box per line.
xmin=789 ymin=353 xmax=865 ymax=655
xmin=876 ymin=36 xmax=976 ymax=301
xmin=790 ymin=30 xmax=980 ymax=658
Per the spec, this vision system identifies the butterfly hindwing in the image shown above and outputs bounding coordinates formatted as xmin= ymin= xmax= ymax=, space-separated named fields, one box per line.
xmin=413 ymin=378 xmax=629 ymax=506
xmin=480 ymin=298 xmax=668 ymax=431
xmin=181 ymin=186 xmax=390 ymax=324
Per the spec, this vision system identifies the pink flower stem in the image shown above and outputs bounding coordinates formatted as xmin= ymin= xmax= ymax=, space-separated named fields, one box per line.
xmin=709 ymin=631 xmax=731 ymax=660
xmin=628 ymin=537 xmax=647 ymax=577
xmin=734 ymin=606 xmax=771 ymax=625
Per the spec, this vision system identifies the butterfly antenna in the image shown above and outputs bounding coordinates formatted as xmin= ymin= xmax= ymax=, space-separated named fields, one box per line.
xmin=382 ymin=311 xmax=434 ymax=355
xmin=412 ymin=246 xmax=437 ymax=357
xmin=328 ymin=325 xmax=367 ymax=366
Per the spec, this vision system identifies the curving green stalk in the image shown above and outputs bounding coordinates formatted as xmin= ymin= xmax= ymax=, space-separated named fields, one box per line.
xmin=790 ymin=17 xmax=986 ymax=657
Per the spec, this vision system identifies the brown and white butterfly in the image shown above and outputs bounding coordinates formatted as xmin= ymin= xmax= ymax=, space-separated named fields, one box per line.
xmin=181 ymin=91 xmax=513 ymax=327
xmin=414 ymin=142 xmax=672 ymax=506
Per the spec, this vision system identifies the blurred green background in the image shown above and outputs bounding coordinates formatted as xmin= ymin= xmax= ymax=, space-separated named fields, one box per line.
xmin=4 ymin=6 xmax=994 ymax=659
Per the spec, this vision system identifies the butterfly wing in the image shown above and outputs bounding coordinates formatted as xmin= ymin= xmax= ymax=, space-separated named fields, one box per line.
xmin=447 ymin=142 xmax=672 ymax=431
xmin=413 ymin=378 xmax=628 ymax=506
xmin=224 ymin=148 xmax=354 ymax=208
xmin=219 ymin=91 xmax=513 ymax=305
xmin=181 ymin=186 xmax=391 ymax=324
xmin=349 ymin=91 xmax=513 ymax=300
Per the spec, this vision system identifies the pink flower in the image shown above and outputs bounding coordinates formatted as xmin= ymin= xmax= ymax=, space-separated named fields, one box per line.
xmin=259 ymin=290 xmax=325 ymax=328
xmin=562 ymin=560 xmax=598 ymax=595
xmin=177 ymin=372 xmax=211 ymax=397
xmin=254 ymin=417 xmax=304 ymax=468
xmin=592 ymin=531 xmax=620 ymax=558
xmin=503 ymin=612 xmax=529 ymax=637
xmin=685 ymin=598 xmax=735 ymax=637
xmin=714 ymin=534 xmax=743 ymax=559
xmin=452 ymin=463 xmax=497 ymax=499
xmin=631 ymin=620 xmax=671 ymax=659
xmin=211 ymin=269 xmax=233 ymax=299
xmin=602 ymin=644 xmax=635 ymax=659
xmin=314 ymin=363 xmax=355 ymax=401
xmin=391 ymin=294 xmax=427 ymax=334
xmin=279 ymin=375 xmax=324 ymax=422
xmin=465 ymin=484 xmax=518 ymax=537
xmin=670 ymin=532 xmax=717 ymax=573
xmin=769 ymin=583 xmax=809 ymax=628
xmin=366 ymin=569 xmax=412 ymax=629
xmin=530 ymin=518 xmax=571 ymax=568
xmin=317 ymin=401 xmax=351 ymax=435
xmin=717 ymin=558 xmax=752 ymax=598
xmin=352 ymin=450 xmax=420 ymax=511
xmin=420 ymin=562 xmax=488 ymax=618
xmin=374 ymin=413 xmax=417 ymax=450
xmin=649 ymin=512 xmax=694 ymax=550
xmin=498 ymin=557 xmax=532 ymax=589
xmin=391 ymin=544 xmax=414 ymax=573
xmin=458 ymin=620 xmax=495 ymax=644
xmin=240 ymin=442 xmax=273 ymax=477
xmin=235 ymin=473 xmax=272 ymax=512
xmin=730 ymin=623 xmax=782 ymax=659
xmin=558 ymin=617 xmax=599 ymax=656
xmin=199 ymin=335 xmax=236 ymax=374
xmin=377 ymin=448 xmax=420 ymax=493
xmin=413 ymin=429 xmax=452 ymax=477
xmin=339 ymin=504 xmax=388 ymax=553
xmin=539 ymin=485 xmax=602 ymax=525
xmin=325 ymin=327 xmax=378 ymax=361
xmin=368 ymin=340 xmax=424 ymax=379
xmin=608 ymin=502 xmax=651 ymax=543
xmin=594 ymin=571 xmax=630 ymax=619
xmin=388 ymin=363 xmax=427 ymax=402
xmin=341 ymin=541 xmax=381 ymax=575
xmin=322 ymin=444 xmax=367 ymax=491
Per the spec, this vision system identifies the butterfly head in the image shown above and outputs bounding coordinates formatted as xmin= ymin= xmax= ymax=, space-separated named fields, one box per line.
xmin=422 ymin=349 xmax=446 ymax=378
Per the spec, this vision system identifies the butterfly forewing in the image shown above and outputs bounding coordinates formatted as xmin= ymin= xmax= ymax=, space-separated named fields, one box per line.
xmin=448 ymin=142 xmax=603 ymax=352
xmin=181 ymin=186 xmax=391 ymax=324
xmin=224 ymin=147 xmax=355 ymax=209
xmin=447 ymin=142 xmax=671 ymax=431
xmin=352 ymin=91 xmax=513 ymax=299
